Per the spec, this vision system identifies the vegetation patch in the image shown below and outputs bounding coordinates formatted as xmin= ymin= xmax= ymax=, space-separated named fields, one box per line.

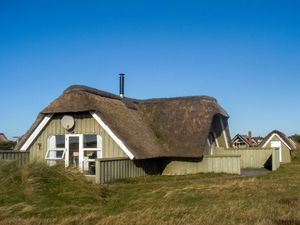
xmin=0 ymin=161 xmax=107 ymax=219
xmin=0 ymin=141 xmax=16 ymax=150
xmin=1 ymin=151 xmax=300 ymax=224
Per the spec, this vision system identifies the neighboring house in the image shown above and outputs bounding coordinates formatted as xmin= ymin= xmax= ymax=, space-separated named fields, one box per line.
xmin=252 ymin=136 xmax=264 ymax=145
xmin=232 ymin=133 xmax=257 ymax=148
xmin=260 ymin=130 xmax=296 ymax=163
xmin=15 ymin=84 xmax=231 ymax=176
xmin=0 ymin=133 xmax=8 ymax=142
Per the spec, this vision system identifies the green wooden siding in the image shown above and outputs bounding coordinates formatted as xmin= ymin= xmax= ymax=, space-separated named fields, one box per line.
xmin=162 ymin=155 xmax=240 ymax=175
xmin=264 ymin=135 xmax=291 ymax=163
xmin=28 ymin=112 xmax=128 ymax=162
xmin=214 ymin=147 xmax=280 ymax=170
xmin=272 ymin=149 xmax=280 ymax=171
xmin=95 ymin=155 xmax=241 ymax=183
xmin=0 ymin=151 xmax=29 ymax=165
xmin=96 ymin=158 xmax=146 ymax=183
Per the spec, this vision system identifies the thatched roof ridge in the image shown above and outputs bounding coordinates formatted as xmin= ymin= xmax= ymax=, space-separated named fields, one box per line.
xmin=15 ymin=85 xmax=229 ymax=159
xmin=64 ymin=85 xmax=122 ymax=101
xmin=140 ymin=95 xmax=218 ymax=103
xmin=64 ymin=85 xmax=224 ymax=109
xmin=259 ymin=130 xmax=297 ymax=150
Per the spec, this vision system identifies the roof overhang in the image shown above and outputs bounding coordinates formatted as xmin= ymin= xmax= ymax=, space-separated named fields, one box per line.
xmin=90 ymin=112 xmax=135 ymax=159
xmin=20 ymin=114 xmax=53 ymax=151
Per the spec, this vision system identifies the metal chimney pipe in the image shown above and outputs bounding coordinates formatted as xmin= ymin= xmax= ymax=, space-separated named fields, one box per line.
xmin=248 ymin=131 xmax=252 ymax=147
xmin=119 ymin=73 xmax=125 ymax=98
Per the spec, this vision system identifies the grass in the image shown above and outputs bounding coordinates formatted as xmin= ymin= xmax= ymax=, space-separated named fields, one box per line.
xmin=1 ymin=156 xmax=300 ymax=225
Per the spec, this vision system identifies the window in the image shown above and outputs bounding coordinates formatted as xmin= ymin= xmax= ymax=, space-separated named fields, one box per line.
xmin=55 ymin=135 xmax=65 ymax=148
xmin=83 ymin=135 xmax=97 ymax=148
xmin=45 ymin=135 xmax=66 ymax=160
xmin=83 ymin=134 xmax=102 ymax=175
xmin=48 ymin=135 xmax=65 ymax=149
xmin=46 ymin=149 xmax=64 ymax=159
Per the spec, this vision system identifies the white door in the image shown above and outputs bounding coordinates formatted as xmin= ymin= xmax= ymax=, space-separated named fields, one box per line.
xmin=65 ymin=134 xmax=83 ymax=171
xmin=271 ymin=141 xmax=282 ymax=162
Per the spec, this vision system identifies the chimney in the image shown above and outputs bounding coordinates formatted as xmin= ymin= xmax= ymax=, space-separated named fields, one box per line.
xmin=248 ymin=131 xmax=252 ymax=147
xmin=119 ymin=73 xmax=125 ymax=98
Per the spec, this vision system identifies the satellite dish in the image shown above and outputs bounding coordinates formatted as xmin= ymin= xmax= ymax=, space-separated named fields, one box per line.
xmin=61 ymin=115 xmax=75 ymax=130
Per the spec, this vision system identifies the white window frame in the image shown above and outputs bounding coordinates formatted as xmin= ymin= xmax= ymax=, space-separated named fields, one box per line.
xmin=45 ymin=148 xmax=66 ymax=160
xmin=82 ymin=134 xmax=102 ymax=176
xmin=45 ymin=134 xmax=102 ymax=175
xmin=65 ymin=134 xmax=83 ymax=168
xmin=45 ymin=135 xmax=66 ymax=160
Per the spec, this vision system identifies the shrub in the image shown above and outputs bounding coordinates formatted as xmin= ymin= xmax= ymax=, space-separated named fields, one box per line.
xmin=0 ymin=141 xmax=16 ymax=150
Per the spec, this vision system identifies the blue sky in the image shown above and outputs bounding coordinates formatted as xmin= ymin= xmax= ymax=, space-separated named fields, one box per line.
xmin=0 ymin=0 xmax=300 ymax=139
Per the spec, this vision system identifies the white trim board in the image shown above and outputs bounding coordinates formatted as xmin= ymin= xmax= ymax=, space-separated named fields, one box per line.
xmin=262 ymin=133 xmax=292 ymax=150
xmin=219 ymin=116 xmax=229 ymax=148
xmin=90 ymin=112 xmax=135 ymax=159
xmin=20 ymin=114 xmax=53 ymax=151
xmin=213 ymin=132 xmax=219 ymax=148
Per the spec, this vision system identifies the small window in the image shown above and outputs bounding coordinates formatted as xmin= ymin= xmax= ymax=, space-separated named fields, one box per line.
xmin=48 ymin=135 xmax=65 ymax=149
xmin=83 ymin=161 xmax=96 ymax=175
xmin=83 ymin=135 xmax=97 ymax=148
xmin=56 ymin=135 xmax=65 ymax=148
xmin=84 ymin=150 xmax=97 ymax=159
xmin=83 ymin=134 xmax=102 ymax=175
xmin=45 ymin=149 xmax=65 ymax=160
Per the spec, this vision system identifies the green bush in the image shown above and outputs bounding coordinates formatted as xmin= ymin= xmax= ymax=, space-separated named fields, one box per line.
xmin=290 ymin=134 xmax=300 ymax=144
xmin=0 ymin=141 xmax=16 ymax=150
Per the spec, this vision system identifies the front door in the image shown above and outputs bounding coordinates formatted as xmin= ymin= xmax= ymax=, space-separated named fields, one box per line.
xmin=271 ymin=141 xmax=282 ymax=162
xmin=66 ymin=135 xmax=83 ymax=170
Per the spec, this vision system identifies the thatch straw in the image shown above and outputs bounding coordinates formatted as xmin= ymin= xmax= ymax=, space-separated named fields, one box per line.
xmin=15 ymin=85 xmax=229 ymax=159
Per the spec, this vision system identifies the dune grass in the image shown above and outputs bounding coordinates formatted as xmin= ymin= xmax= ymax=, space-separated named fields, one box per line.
xmin=1 ymin=156 xmax=300 ymax=225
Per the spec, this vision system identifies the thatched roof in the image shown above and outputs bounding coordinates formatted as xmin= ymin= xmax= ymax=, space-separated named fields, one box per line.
xmin=259 ymin=130 xmax=297 ymax=150
xmin=0 ymin=133 xmax=8 ymax=142
xmin=15 ymin=85 xmax=229 ymax=159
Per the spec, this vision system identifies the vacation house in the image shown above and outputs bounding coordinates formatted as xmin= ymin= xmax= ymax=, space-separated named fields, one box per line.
xmin=15 ymin=75 xmax=233 ymax=178
xmin=260 ymin=130 xmax=296 ymax=163
xmin=231 ymin=132 xmax=258 ymax=148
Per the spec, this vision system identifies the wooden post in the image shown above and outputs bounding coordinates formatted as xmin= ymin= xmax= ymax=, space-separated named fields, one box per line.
xmin=95 ymin=159 xmax=100 ymax=184
xmin=272 ymin=148 xmax=280 ymax=171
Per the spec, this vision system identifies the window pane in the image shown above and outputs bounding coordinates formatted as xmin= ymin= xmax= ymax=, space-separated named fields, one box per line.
xmin=56 ymin=135 xmax=65 ymax=148
xmin=84 ymin=135 xmax=97 ymax=148
xmin=48 ymin=135 xmax=65 ymax=148
xmin=83 ymin=161 xmax=96 ymax=175
xmin=56 ymin=150 xmax=64 ymax=158
xmin=89 ymin=162 xmax=96 ymax=175
xmin=46 ymin=150 xmax=64 ymax=159
xmin=69 ymin=137 xmax=79 ymax=167
xmin=84 ymin=151 xmax=98 ymax=159
xmin=48 ymin=150 xmax=56 ymax=158
xmin=48 ymin=136 xmax=56 ymax=149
